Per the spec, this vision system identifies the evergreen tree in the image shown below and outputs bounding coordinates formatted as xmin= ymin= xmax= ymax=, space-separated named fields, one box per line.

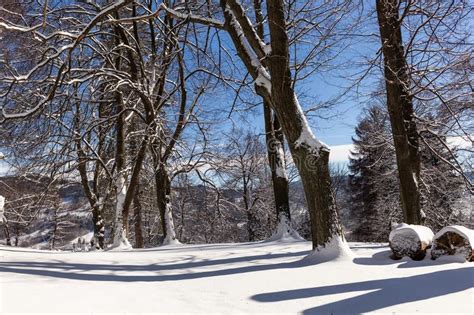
xmin=349 ymin=105 xmax=467 ymax=241
xmin=348 ymin=105 xmax=400 ymax=241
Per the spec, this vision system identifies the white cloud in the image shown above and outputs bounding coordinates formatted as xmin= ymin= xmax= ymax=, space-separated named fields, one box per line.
xmin=326 ymin=136 xmax=472 ymax=165
xmin=329 ymin=144 xmax=354 ymax=163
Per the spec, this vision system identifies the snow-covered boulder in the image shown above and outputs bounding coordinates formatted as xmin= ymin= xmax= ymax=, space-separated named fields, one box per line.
xmin=431 ymin=225 xmax=474 ymax=262
xmin=389 ymin=223 xmax=434 ymax=260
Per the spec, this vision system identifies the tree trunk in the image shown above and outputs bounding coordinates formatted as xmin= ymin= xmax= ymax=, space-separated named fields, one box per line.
xmin=221 ymin=0 xmax=344 ymax=249
xmin=264 ymin=104 xmax=291 ymax=224
xmin=242 ymin=173 xmax=256 ymax=242
xmin=112 ymin=90 xmax=130 ymax=248
xmin=376 ymin=0 xmax=422 ymax=224
xmin=254 ymin=0 xmax=291 ymax=226
xmin=265 ymin=0 xmax=343 ymax=249
xmin=133 ymin=186 xmax=144 ymax=248
xmin=92 ymin=206 xmax=105 ymax=249
xmin=50 ymin=209 xmax=58 ymax=250
xmin=74 ymin=99 xmax=106 ymax=250
xmin=155 ymin=165 xmax=178 ymax=244
xmin=3 ymin=219 xmax=11 ymax=246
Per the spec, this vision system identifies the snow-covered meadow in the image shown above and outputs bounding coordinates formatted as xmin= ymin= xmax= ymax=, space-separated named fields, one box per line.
xmin=1 ymin=239 xmax=472 ymax=314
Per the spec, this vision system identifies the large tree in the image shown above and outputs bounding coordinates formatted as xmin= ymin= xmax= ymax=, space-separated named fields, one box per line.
xmin=376 ymin=0 xmax=422 ymax=224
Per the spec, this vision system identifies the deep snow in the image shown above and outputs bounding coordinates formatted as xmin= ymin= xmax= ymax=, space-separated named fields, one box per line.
xmin=0 ymin=239 xmax=472 ymax=314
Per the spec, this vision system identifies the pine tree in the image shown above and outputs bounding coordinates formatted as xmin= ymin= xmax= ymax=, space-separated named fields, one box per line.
xmin=348 ymin=105 xmax=400 ymax=241
xmin=349 ymin=105 xmax=467 ymax=241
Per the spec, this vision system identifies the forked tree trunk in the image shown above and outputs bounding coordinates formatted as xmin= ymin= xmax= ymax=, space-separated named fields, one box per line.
xmin=254 ymin=0 xmax=291 ymax=226
xmin=221 ymin=0 xmax=343 ymax=249
xmin=265 ymin=0 xmax=343 ymax=248
xmin=376 ymin=0 xmax=422 ymax=225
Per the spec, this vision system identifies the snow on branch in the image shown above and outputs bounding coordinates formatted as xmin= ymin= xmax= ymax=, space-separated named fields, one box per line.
xmin=225 ymin=0 xmax=268 ymax=58
xmin=160 ymin=4 xmax=224 ymax=29
xmin=293 ymin=95 xmax=328 ymax=153
xmin=224 ymin=5 xmax=271 ymax=96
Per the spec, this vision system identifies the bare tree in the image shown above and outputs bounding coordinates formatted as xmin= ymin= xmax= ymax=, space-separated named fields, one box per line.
xmin=375 ymin=0 xmax=473 ymax=224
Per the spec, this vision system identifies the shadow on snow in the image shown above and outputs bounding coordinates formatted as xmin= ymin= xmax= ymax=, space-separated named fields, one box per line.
xmin=251 ymin=267 xmax=474 ymax=314
xmin=0 ymin=250 xmax=309 ymax=282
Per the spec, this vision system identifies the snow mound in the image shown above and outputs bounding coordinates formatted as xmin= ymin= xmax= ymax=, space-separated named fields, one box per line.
xmin=108 ymin=230 xmax=132 ymax=251
xmin=162 ymin=236 xmax=182 ymax=246
xmin=266 ymin=218 xmax=304 ymax=242
xmin=389 ymin=223 xmax=434 ymax=245
xmin=108 ymin=240 xmax=132 ymax=251
xmin=302 ymin=236 xmax=354 ymax=264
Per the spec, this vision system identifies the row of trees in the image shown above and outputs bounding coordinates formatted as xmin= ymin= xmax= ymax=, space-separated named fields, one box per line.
xmin=0 ymin=0 xmax=472 ymax=253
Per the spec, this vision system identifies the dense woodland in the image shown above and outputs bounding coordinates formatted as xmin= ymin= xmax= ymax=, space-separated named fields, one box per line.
xmin=0 ymin=0 xmax=472 ymax=251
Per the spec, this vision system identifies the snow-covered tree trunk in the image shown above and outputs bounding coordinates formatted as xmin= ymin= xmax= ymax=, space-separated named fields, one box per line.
xmin=155 ymin=166 xmax=178 ymax=245
xmin=133 ymin=187 xmax=144 ymax=248
xmin=112 ymin=173 xmax=131 ymax=249
xmin=376 ymin=0 xmax=422 ymax=225
xmin=0 ymin=195 xmax=10 ymax=246
xmin=265 ymin=0 xmax=344 ymax=249
xmin=264 ymin=107 xmax=292 ymax=234
xmin=253 ymin=0 xmax=291 ymax=235
xmin=92 ymin=207 xmax=105 ymax=250
xmin=0 ymin=195 xmax=5 ymax=222
xmin=220 ymin=0 xmax=345 ymax=250
xmin=111 ymin=91 xmax=131 ymax=249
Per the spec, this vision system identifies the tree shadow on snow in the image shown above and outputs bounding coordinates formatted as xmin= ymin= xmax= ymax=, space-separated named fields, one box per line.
xmin=353 ymin=249 xmax=466 ymax=268
xmin=0 ymin=250 xmax=309 ymax=282
xmin=251 ymin=267 xmax=474 ymax=314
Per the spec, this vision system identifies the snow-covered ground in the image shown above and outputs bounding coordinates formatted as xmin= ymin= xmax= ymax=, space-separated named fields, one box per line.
xmin=0 ymin=239 xmax=472 ymax=314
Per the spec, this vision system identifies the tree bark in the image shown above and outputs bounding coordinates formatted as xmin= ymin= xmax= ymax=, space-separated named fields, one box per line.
xmin=133 ymin=185 xmax=144 ymax=248
xmin=221 ymin=0 xmax=343 ymax=249
xmin=376 ymin=0 xmax=422 ymax=224
xmin=254 ymin=0 xmax=291 ymax=225
xmin=155 ymin=165 xmax=177 ymax=244
xmin=3 ymin=218 xmax=11 ymax=246
xmin=112 ymin=89 xmax=129 ymax=247
xmin=264 ymin=103 xmax=291 ymax=223
xmin=92 ymin=207 xmax=105 ymax=249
